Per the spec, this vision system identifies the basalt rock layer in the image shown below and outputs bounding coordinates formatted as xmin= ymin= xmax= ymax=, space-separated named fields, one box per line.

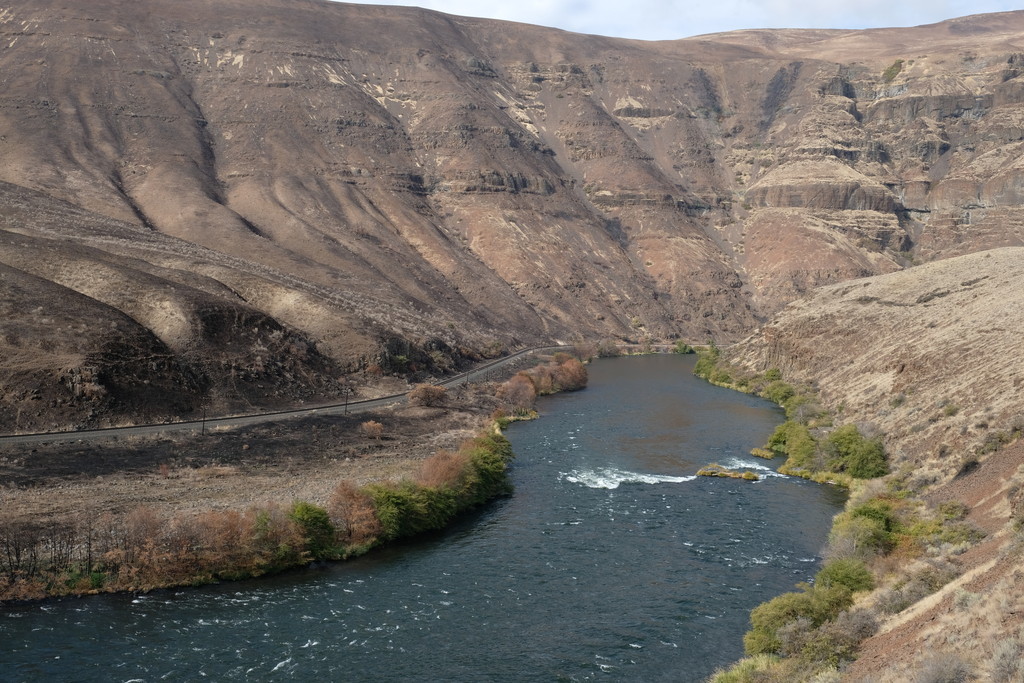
xmin=3 ymin=1 xmax=1024 ymax=429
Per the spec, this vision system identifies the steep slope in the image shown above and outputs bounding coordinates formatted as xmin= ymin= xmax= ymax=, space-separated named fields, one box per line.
xmin=3 ymin=1 xmax=1024 ymax=429
xmin=728 ymin=247 xmax=1024 ymax=474
xmin=723 ymin=247 xmax=1024 ymax=679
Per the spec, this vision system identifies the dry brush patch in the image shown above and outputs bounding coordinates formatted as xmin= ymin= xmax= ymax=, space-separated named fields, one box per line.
xmin=407 ymin=383 xmax=447 ymax=407
xmin=494 ymin=353 xmax=588 ymax=416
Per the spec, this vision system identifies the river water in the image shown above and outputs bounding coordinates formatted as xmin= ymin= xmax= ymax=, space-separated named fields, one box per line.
xmin=1 ymin=355 xmax=845 ymax=682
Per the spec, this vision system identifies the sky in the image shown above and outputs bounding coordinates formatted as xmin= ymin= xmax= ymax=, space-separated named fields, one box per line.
xmin=335 ymin=0 xmax=1022 ymax=41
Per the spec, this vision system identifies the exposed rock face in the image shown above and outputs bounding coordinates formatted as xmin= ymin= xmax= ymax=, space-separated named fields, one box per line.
xmin=727 ymin=247 xmax=1024 ymax=476
xmin=3 ymin=1 xmax=1024 ymax=428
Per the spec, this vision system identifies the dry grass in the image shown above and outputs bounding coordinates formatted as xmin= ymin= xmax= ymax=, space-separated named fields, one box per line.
xmin=187 ymin=465 xmax=240 ymax=479
xmin=416 ymin=449 xmax=470 ymax=488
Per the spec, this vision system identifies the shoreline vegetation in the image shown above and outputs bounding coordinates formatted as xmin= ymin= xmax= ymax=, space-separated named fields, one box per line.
xmin=693 ymin=343 xmax=996 ymax=682
xmin=0 ymin=352 xmax=589 ymax=603
xmin=694 ymin=342 xmax=888 ymax=489
xmin=11 ymin=342 xmax=1010 ymax=677
xmin=696 ymin=463 xmax=760 ymax=481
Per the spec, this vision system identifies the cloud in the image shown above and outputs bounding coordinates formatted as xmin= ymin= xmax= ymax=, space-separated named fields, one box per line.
xmin=335 ymin=0 xmax=1022 ymax=40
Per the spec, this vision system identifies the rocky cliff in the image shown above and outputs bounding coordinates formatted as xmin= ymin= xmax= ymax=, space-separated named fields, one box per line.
xmin=3 ymin=1 xmax=1024 ymax=429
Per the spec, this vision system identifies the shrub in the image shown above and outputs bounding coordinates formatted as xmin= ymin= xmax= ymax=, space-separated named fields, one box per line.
xmin=366 ymin=481 xmax=459 ymax=541
xmin=832 ymin=498 xmax=901 ymax=556
xmin=768 ymin=420 xmax=817 ymax=469
xmin=365 ymin=431 xmax=514 ymax=542
xmin=850 ymin=499 xmax=898 ymax=532
xmin=977 ymin=430 xmax=1015 ymax=455
xmin=798 ymin=608 xmax=878 ymax=667
xmin=360 ymin=420 xmax=384 ymax=440
xmin=596 ymin=340 xmax=620 ymax=357
xmin=694 ymin=344 xmax=721 ymax=379
xmin=497 ymin=373 xmax=537 ymax=413
xmin=829 ymin=512 xmax=895 ymax=558
xmin=744 ymin=584 xmax=854 ymax=656
xmin=530 ymin=365 xmax=555 ymax=394
xmin=551 ymin=357 xmax=588 ymax=391
xmin=491 ymin=409 xmax=512 ymax=430
xmin=882 ymin=59 xmax=904 ymax=83
xmin=407 ymin=384 xmax=447 ymax=406
xmin=251 ymin=506 xmax=306 ymax=573
xmin=913 ymin=652 xmax=972 ymax=683
xmin=673 ymin=340 xmax=695 ymax=354
xmin=876 ymin=562 xmax=959 ymax=614
xmin=463 ymin=432 xmax=515 ymax=502
xmin=709 ymin=654 xmax=788 ymax=683
xmin=763 ymin=380 xmax=796 ymax=407
xmin=288 ymin=502 xmax=336 ymax=560
xmin=785 ymin=394 xmax=825 ymax=423
xmin=991 ymin=635 xmax=1024 ymax=682
xmin=417 ymin=449 xmax=471 ymax=489
xmin=570 ymin=342 xmax=597 ymax=361
xmin=938 ymin=501 xmax=969 ymax=521
xmin=824 ymin=425 xmax=888 ymax=479
xmin=327 ymin=481 xmax=382 ymax=549
xmin=777 ymin=616 xmax=815 ymax=657
xmin=815 ymin=558 xmax=874 ymax=593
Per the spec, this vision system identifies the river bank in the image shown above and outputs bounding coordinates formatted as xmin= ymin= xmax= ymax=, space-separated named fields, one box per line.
xmin=0 ymin=352 xmax=587 ymax=601
xmin=1 ymin=353 xmax=845 ymax=682
xmin=697 ymin=343 xmax=1024 ymax=682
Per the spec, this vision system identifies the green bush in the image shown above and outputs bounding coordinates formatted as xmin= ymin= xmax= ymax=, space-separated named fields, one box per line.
xmin=815 ymin=558 xmax=874 ymax=593
xmin=366 ymin=431 xmax=514 ymax=542
xmin=711 ymin=368 xmax=733 ymax=384
xmin=288 ymin=501 xmax=337 ymax=560
xmin=882 ymin=59 xmax=904 ymax=82
xmin=745 ymin=584 xmax=854 ymax=656
xmin=694 ymin=344 xmax=721 ymax=379
xmin=367 ymin=481 xmax=460 ymax=541
xmin=461 ymin=437 xmax=514 ymax=504
xmin=763 ymin=380 xmax=796 ymax=407
xmin=252 ymin=508 xmax=305 ymax=572
xmin=830 ymin=514 xmax=892 ymax=556
xmin=824 ymin=425 xmax=888 ymax=479
xmin=767 ymin=420 xmax=817 ymax=469
xmin=830 ymin=499 xmax=899 ymax=555
xmin=850 ymin=499 xmax=898 ymax=533
xmin=673 ymin=340 xmax=695 ymax=354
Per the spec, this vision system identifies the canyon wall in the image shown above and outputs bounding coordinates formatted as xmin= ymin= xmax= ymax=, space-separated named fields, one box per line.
xmin=3 ymin=1 xmax=1024 ymax=429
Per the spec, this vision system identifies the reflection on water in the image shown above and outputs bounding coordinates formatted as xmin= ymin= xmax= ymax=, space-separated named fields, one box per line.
xmin=1 ymin=355 xmax=845 ymax=682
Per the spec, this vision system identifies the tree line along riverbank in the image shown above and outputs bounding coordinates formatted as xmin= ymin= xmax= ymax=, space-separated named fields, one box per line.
xmin=0 ymin=353 xmax=588 ymax=601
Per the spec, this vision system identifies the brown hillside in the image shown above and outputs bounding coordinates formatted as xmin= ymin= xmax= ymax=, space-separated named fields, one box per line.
xmin=729 ymin=247 xmax=1024 ymax=476
xmin=724 ymin=247 xmax=1024 ymax=680
xmin=3 ymin=1 xmax=1024 ymax=429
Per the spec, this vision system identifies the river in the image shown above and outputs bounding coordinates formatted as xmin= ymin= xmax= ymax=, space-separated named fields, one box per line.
xmin=1 ymin=354 xmax=845 ymax=682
